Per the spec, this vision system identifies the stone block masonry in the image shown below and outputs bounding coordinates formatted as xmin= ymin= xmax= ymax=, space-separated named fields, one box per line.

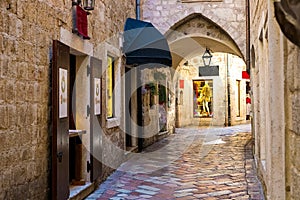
xmin=0 ymin=0 xmax=135 ymax=199
xmin=143 ymin=0 xmax=246 ymax=59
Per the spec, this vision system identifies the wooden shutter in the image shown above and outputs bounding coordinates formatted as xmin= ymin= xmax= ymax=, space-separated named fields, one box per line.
xmin=90 ymin=57 xmax=102 ymax=181
xmin=51 ymin=40 xmax=70 ymax=200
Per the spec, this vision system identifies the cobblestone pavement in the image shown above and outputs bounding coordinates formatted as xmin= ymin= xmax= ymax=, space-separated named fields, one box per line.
xmin=86 ymin=124 xmax=265 ymax=200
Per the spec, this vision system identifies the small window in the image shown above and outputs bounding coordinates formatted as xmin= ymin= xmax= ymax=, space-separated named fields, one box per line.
xmin=106 ymin=56 xmax=114 ymax=118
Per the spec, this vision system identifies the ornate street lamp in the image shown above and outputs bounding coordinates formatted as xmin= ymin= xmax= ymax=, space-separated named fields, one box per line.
xmin=83 ymin=0 xmax=95 ymax=10
xmin=202 ymin=48 xmax=212 ymax=67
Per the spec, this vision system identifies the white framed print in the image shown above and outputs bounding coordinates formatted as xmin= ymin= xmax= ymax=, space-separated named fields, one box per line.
xmin=59 ymin=68 xmax=68 ymax=118
xmin=94 ymin=78 xmax=101 ymax=115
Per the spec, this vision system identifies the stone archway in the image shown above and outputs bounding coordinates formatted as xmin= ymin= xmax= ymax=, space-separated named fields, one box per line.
xmin=159 ymin=14 xmax=247 ymax=128
xmin=142 ymin=0 xmax=246 ymax=59
xmin=164 ymin=13 xmax=244 ymax=68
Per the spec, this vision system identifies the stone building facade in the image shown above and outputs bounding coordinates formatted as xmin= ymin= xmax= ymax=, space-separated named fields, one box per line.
xmin=143 ymin=0 xmax=247 ymax=58
xmin=141 ymin=67 xmax=176 ymax=147
xmin=250 ymin=0 xmax=300 ymax=199
xmin=175 ymin=53 xmax=249 ymax=127
xmin=142 ymin=0 xmax=248 ymax=128
xmin=0 ymin=0 xmax=136 ymax=199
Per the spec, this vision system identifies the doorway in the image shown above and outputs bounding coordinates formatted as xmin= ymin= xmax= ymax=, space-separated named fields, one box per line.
xmin=125 ymin=67 xmax=132 ymax=149
xmin=69 ymin=54 xmax=86 ymax=186
xmin=51 ymin=40 xmax=102 ymax=200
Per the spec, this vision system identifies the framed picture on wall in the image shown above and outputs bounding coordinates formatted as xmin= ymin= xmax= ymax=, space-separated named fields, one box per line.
xmin=59 ymin=68 xmax=68 ymax=118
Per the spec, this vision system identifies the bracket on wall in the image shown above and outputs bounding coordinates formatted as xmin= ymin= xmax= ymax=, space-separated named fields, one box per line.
xmin=87 ymin=161 xmax=91 ymax=173
xmin=274 ymin=0 xmax=300 ymax=47
xmin=87 ymin=105 xmax=90 ymax=117
xmin=87 ymin=64 xmax=91 ymax=76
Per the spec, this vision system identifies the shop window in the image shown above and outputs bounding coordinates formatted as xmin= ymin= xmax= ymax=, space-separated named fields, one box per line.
xmin=193 ymin=80 xmax=213 ymax=118
xmin=107 ymin=56 xmax=114 ymax=118
xmin=159 ymin=84 xmax=167 ymax=131
xmin=144 ymin=83 xmax=157 ymax=109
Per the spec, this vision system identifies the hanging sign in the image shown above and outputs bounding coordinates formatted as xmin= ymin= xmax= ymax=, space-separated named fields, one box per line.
xmin=199 ymin=66 xmax=219 ymax=76
xmin=179 ymin=80 xmax=184 ymax=89
xmin=59 ymin=68 xmax=68 ymax=118
xmin=94 ymin=78 xmax=101 ymax=115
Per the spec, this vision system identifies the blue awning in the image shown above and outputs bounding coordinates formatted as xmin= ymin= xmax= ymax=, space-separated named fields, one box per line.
xmin=123 ymin=18 xmax=172 ymax=67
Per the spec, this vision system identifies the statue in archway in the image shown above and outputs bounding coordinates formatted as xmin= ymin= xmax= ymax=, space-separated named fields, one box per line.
xmin=201 ymin=82 xmax=211 ymax=116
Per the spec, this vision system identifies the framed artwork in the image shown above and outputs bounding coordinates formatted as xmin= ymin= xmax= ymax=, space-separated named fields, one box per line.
xmin=59 ymin=68 xmax=68 ymax=118
xmin=94 ymin=78 xmax=101 ymax=115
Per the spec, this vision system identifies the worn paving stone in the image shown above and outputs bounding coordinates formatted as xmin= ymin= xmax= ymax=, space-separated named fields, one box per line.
xmin=207 ymin=190 xmax=232 ymax=197
xmin=86 ymin=124 xmax=265 ymax=200
xmin=137 ymin=185 xmax=160 ymax=192
xmin=135 ymin=189 xmax=157 ymax=195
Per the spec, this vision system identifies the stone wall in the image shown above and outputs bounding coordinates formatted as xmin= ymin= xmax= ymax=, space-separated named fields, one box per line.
xmin=141 ymin=67 xmax=174 ymax=147
xmin=249 ymin=0 xmax=298 ymax=199
xmin=285 ymin=40 xmax=300 ymax=200
xmin=0 ymin=0 xmax=135 ymax=199
xmin=142 ymin=0 xmax=246 ymax=59
xmin=175 ymin=53 xmax=247 ymax=127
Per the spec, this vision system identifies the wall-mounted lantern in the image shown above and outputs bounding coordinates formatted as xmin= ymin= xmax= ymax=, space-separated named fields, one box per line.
xmin=83 ymin=0 xmax=95 ymax=10
xmin=72 ymin=0 xmax=92 ymax=39
xmin=202 ymin=48 xmax=212 ymax=67
xmin=72 ymin=0 xmax=95 ymax=10
xmin=199 ymin=48 xmax=219 ymax=77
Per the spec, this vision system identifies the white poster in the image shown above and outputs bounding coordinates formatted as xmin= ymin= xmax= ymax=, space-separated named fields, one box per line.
xmin=59 ymin=68 xmax=68 ymax=118
xmin=94 ymin=78 xmax=101 ymax=115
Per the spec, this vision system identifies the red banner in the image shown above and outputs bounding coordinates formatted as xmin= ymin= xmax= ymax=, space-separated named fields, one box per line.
xmin=76 ymin=6 xmax=90 ymax=39
xmin=242 ymin=71 xmax=250 ymax=79
xmin=179 ymin=80 xmax=184 ymax=89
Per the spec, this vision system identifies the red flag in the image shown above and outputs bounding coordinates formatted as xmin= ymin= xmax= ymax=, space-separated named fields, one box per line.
xmin=76 ymin=6 xmax=90 ymax=39
xmin=179 ymin=80 xmax=184 ymax=89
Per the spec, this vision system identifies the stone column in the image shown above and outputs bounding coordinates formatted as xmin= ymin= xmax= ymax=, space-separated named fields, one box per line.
xmin=266 ymin=0 xmax=285 ymax=199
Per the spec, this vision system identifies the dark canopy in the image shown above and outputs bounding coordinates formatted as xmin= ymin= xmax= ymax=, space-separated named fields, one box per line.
xmin=123 ymin=18 xmax=172 ymax=66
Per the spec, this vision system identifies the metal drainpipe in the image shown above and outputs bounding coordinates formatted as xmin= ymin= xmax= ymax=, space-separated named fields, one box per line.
xmin=136 ymin=0 xmax=140 ymax=20
xmin=246 ymin=0 xmax=250 ymax=74
xmin=227 ymin=53 xmax=231 ymax=126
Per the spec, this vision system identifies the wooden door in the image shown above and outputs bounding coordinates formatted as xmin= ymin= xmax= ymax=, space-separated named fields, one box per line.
xmin=125 ymin=67 xmax=132 ymax=147
xmin=52 ymin=40 xmax=70 ymax=200
xmin=90 ymin=57 xmax=102 ymax=181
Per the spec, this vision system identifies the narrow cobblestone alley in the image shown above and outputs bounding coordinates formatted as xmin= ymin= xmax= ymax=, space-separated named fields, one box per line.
xmin=86 ymin=124 xmax=264 ymax=200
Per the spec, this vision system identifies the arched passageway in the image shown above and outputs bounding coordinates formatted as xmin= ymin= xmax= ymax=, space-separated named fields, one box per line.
xmin=166 ymin=13 xmax=244 ymax=68
xmin=163 ymin=13 xmax=250 ymax=127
